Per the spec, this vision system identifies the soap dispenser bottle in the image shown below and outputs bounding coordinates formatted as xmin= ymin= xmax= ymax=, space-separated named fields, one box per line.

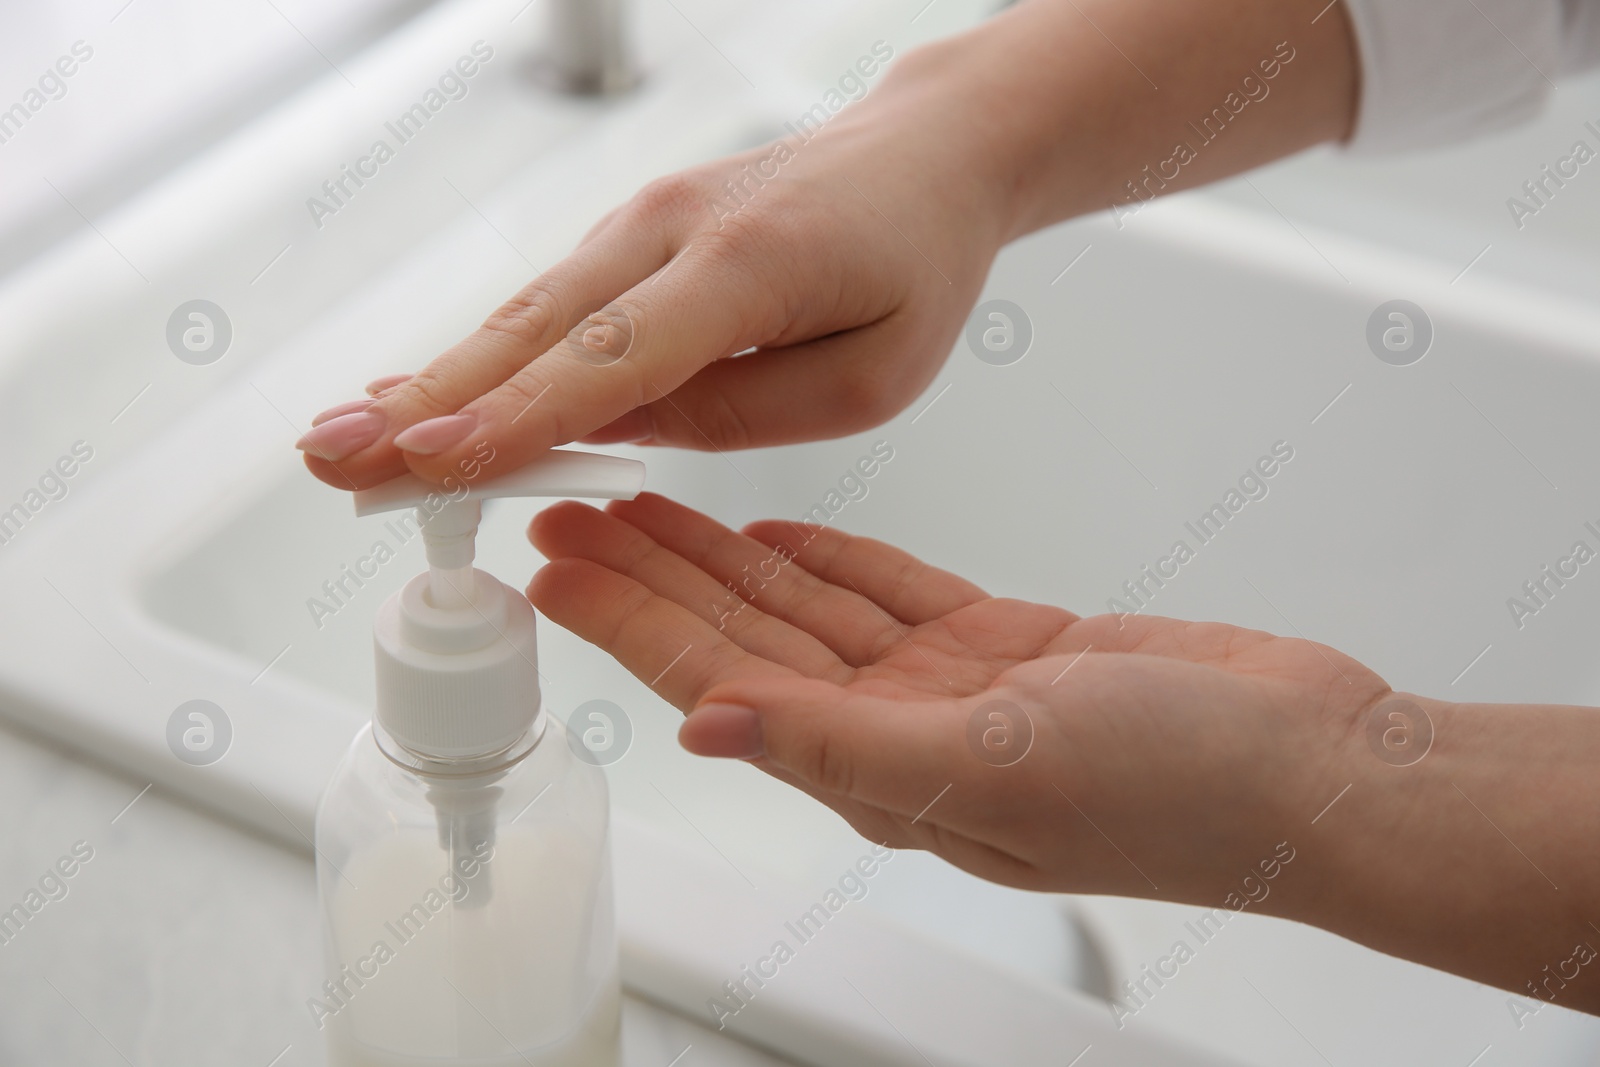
xmin=312 ymin=450 xmax=645 ymax=1067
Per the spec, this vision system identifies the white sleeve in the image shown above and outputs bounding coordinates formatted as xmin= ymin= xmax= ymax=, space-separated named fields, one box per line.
xmin=1342 ymin=0 xmax=1600 ymax=153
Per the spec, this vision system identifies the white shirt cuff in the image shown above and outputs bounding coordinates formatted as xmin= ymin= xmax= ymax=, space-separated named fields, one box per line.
xmin=1340 ymin=0 xmax=1566 ymax=153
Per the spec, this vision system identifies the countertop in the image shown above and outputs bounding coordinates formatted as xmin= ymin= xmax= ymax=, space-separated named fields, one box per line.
xmin=0 ymin=718 xmax=795 ymax=1067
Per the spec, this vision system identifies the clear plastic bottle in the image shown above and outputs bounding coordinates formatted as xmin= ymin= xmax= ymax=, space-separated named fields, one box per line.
xmin=310 ymin=453 xmax=644 ymax=1067
xmin=314 ymin=713 xmax=620 ymax=1067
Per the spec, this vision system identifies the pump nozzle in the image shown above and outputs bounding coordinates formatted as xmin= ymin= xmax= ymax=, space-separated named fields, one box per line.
xmin=352 ymin=449 xmax=645 ymax=762
xmin=355 ymin=450 xmax=646 ymax=616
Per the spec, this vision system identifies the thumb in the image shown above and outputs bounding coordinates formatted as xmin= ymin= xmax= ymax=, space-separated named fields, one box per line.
xmin=682 ymin=679 xmax=968 ymax=815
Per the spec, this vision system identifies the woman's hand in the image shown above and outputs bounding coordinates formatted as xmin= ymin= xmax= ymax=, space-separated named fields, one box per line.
xmin=527 ymin=494 xmax=1600 ymax=1009
xmin=298 ymin=0 xmax=1360 ymax=492
xmin=298 ymin=54 xmax=1012 ymax=491
xmin=526 ymin=492 xmax=1390 ymax=904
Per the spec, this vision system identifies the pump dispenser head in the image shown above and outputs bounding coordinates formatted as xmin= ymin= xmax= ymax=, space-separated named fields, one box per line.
xmin=352 ymin=450 xmax=645 ymax=761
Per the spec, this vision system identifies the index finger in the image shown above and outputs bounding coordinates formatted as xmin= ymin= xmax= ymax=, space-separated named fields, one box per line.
xmin=395 ymin=231 xmax=768 ymax=485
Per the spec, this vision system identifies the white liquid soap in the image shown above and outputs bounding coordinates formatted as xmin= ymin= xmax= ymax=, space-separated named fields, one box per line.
xmin=312 ymin=452 xmax=645 ymax=1067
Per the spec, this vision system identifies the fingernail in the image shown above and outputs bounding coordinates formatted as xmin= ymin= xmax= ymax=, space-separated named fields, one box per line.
xmin=365 ymin=373 xmax=412 ymax=396
xmin=295 ymin=410 xmax=385 ymax=462
xmin=311 ymin=398 xmax=374 ymax=426
xmin=681 ymin=703 xmax=764 ymax=760
xmin=393 ymin=413 xmax=476 ymax=455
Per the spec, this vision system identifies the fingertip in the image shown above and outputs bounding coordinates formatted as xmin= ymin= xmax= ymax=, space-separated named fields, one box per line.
xmin=392 ymin=413 xmax=476 ymax=456
xmin=301 ymin=449 xmax=408 ymax=491
xmin=525 ymin=555 xmax=594 ymax=609
xmin=395 ymin=429 xmax=512 ymax=488
xmin=393 ymin=400 xmax=567 ymax=488
xmin=679 ymin=702 xmax=764 ymax=760
xmin=527 ymin=499 xmax=602 ymax=552
xmin=301 ymin=452 xmax=341 ymax=486
xmin=603 ymin=493 xmax=689 ymax=538
xmin=524 ymin=564 xmax=553 ymax=606
xmin=601 ymin=490 xmax=665 ymax=522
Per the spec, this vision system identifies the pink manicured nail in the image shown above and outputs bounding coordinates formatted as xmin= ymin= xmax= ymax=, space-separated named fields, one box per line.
xmin=680 ymin=703 xmax=764 ymax=760
xmin=393 ymin=414 xmax=476 ymax=455
xmin=311 ymin=398 xmax=374 ymax=426
xmin=366 ymin=373 xmax=412 ymax=396
xmin=295 ymin=410 xmax=385 ymax=462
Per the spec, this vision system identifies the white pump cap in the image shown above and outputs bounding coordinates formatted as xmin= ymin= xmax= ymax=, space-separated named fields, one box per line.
xmin=353 ymin=450 xmax=645 ymax=760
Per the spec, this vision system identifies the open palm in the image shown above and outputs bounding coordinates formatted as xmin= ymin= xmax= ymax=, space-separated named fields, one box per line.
xmin=528 ymin=494 xmax=1390 ymax=903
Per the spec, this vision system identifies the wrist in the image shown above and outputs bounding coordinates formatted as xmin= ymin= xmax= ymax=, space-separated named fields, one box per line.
xmin=1283 ymin=692 xmax=1452 ymax=933
xmin=1292 ymin=693 xmax=1600 ymax=1005
xmin=861 ymin=8 xmax=1083 ymax=244
xmin=864 ymin=0 xmax=1360 ymax=244
xmin=1171 ymin=678 xmax=1393 ymax=920
xmin=830 ymin=33 xmax=1024 ymax=256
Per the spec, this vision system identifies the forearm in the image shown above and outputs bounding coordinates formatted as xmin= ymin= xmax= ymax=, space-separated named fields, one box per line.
xmin=1289 ymin=695 xmax=1600 ymax=1011
xmin=864 ymin=0 xmax=1359 ymax=242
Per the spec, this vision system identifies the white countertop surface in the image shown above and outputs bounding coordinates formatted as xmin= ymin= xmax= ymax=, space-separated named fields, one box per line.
xmin=0 ymin=718 xmax=795 ymax=1067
